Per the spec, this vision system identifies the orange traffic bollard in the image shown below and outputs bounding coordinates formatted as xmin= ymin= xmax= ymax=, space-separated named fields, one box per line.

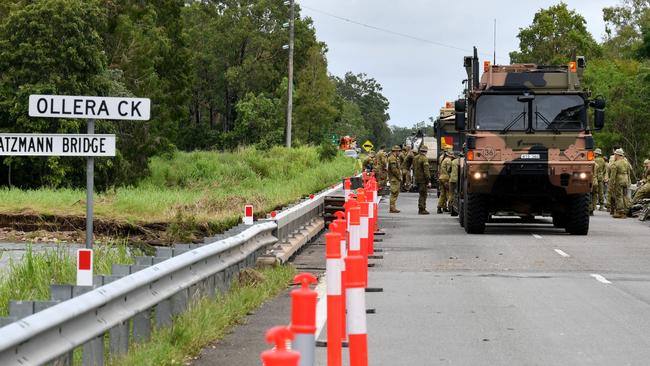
xmin=364 ymin=188 xmax=376 ymax=256
xmin=356 ymin=189 xmax=370 ymax=258
xmin=326 ymin=231 xmax=344 ymax=366
xmin=332 ymin=212 xmax=348 ymax=341
xmin=345 ymin=256 xmax=368 ymax=366
xmin=290 ymin=273 xmax=318 ymax=366
xmin=261 ymin=326 xmax=300 ymax=366
xmin=344 ymin=177 xmax=352 ymax=202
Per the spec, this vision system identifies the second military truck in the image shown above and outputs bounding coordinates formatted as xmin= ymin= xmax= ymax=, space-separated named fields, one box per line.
xmin=454 ymin=48 xmax=605 ymax=235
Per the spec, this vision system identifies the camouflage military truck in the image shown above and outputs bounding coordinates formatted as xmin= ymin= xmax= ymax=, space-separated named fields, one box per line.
xmin=453 ymin=48 xmax=606 ymax=235
xmin=434 ymin=102 xmax=464 ymax=155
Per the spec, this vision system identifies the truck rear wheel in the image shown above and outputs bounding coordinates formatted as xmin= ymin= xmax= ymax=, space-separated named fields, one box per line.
xmin=565 ymin=194 xmax=590 ymax=235
xmin=552 ymin=213 xmax=567 ymax=228
xmin=464 ymin=193 xmax=488 ymax=234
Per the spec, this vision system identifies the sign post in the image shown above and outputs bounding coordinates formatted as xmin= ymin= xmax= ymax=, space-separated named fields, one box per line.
xmin=28 ymin=95 xmax=150 ymax=250
xmin=86 ymin=119 xmax=95 ymax=249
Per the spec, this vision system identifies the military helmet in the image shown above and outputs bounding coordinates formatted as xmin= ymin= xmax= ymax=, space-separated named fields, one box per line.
xmin=644 ymin=159 xmax=650 ymax=165
xmin=392 ymin=145 xmax=401 ymax=152
xmin=594 ymin=148 xmax=602 ymax=155
xmin=369 ymin=151 xmax=376 ymax=157
xmin=614 ymin=148 xmax=625 ymax=156
xmin=419 ymin=145 xmax=428 ymax=153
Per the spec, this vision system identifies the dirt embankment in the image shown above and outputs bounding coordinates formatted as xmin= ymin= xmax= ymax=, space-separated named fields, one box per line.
xmin=0 ymin=213 xmax=183 ymax=245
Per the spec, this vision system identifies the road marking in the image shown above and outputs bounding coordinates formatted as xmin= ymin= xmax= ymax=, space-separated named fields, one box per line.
xmin=314 ymin=277 xmax=328 ymax=339
xmin=554 ymin=249 xmax=570 ymax=257
xmin=591 ymin=274 xmax=612 ymax=284
xmin=532 ymin=234 xmax=542 ymax=239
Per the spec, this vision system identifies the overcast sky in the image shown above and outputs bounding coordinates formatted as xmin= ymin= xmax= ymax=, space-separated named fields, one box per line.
xmin=298 ymin=0 xmax=620 ymax=127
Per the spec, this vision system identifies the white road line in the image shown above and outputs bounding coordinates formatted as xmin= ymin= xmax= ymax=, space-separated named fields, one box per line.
xmin=554 ymin=249 xmax=570 ymax=258
xmin=591 ymin=274 xmax=612 ymax=284
xmin=314 ymin=277 xmax=328 ymax=339
xmin=532 ymin=234 xmax=543 ymax=239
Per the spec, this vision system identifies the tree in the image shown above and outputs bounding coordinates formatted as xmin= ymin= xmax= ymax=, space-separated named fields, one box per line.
xmin=510 ymin=3 xmax=601 ymax=64
xmin=293 ymin=46 xmax=338 ymax=145
xmin=333 ymin=73 xmax=391 ymax=146
xmin=603 ymin=0 xmax=650 ymax=58
xmin=584 ymin=59 xmax=650 ymax=179
xmin=0 ymin=0 xmax=112 ymax=188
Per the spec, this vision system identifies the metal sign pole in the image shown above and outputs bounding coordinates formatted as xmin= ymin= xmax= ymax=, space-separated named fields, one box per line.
xmin=85 ymin=119 xmax=94 ymax=249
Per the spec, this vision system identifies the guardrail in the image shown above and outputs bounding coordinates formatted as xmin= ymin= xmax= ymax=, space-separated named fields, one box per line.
xmin=0 ymin=183 xmax=343 ymax=365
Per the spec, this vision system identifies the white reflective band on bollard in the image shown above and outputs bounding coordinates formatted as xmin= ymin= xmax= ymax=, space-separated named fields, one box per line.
xmin=346 ymin=288 xmax=367 ymax=334
xmin=326 ymin=259 xmax=343 ymax=296
xmin=360 ymin=217 xmax=369 ymax=240
xmin=349 ymin=226 xmax=361 ymax=251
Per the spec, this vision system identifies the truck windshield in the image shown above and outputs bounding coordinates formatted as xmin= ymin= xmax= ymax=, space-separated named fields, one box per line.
xmin=475 ymin=95 xmax=586 ymax=131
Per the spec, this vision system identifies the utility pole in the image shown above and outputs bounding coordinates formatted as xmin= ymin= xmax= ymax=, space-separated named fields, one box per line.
xmin=286 ymin=0 xmax=295 ymax=148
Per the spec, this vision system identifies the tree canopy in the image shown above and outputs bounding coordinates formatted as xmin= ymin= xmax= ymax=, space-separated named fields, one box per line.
xmin=0 ymin=0 xmax=391 ymax=188
xmin=509 ymin=3 xmax=601 ymax=64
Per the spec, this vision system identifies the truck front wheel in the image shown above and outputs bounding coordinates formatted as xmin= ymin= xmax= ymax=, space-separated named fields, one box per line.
xmin=464 ymin=193 xmax=488 ymax=234
xmin=564 ymin=194 xmax=591 ymax=235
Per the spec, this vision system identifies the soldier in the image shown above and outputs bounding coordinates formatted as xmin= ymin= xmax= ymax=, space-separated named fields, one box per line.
xmin=592 ymin=148 xmax=606 ymax=212
xmin=363 ymin=151 xmax=375 ymax=173
xmin=609 ymin=148 xmax=631 ymax=218
xmin=605 ymin=145 xmax=620 ymax=213
xmin=448 ymin=151 xmax=460 ymax=212
xmin=376 ymin=145 xmax=388 ymax=193
xmin=413 ymin=145 xmax=431 ymax=214
xmin=437 ymin=150 xmax=453 ymax=214
xmin=401 ymin=146 xmax=414 ymax=192
xmin=632 ymin=159 xmax=650 ymax=204
xmin=387 ymin=145 xmax=402 ymax=213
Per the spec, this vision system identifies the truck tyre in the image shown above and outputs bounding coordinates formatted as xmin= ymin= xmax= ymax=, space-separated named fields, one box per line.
xmin=459 ymin=197 xmax=465 ymax=227
xmin=552 ymin=213 xmax=566 ymax=228
xmin=565 ymin=194 xmax=590 ymax=235
xmin=464 ymin=193 xmax=487 ymax=234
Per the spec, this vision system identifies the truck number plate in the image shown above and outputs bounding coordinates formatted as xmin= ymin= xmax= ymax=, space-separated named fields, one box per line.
xmin=521 ymin=154 xmax=540 ymax=159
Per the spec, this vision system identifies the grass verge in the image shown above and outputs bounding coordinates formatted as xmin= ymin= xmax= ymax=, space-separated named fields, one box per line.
xmin=0 ymin=147 xmax=355 ymax=241
xmin=0 ymin=242 xmax=140 ymax=316
xmin=108 ymin=265 xmax=296 ymax=366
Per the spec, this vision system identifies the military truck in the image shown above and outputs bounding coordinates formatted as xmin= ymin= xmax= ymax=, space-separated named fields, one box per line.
xmin=434 ymin=102 xmax=464 ymax=154
xmin=453 ymin=48 xmax=605 ymax=235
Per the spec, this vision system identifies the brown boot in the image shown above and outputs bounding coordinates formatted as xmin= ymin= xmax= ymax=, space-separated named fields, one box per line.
xmin=613 ymin=212 xmax=627 ymax=219
xmin=389 ymin=208 xmax=401 ymax=213
xmin=419 ymin=210 xmax=430 ymax=215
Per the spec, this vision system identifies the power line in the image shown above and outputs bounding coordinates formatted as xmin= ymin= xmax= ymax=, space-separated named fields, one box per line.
xmin=300 ymin=4 xmax=502 ymax=61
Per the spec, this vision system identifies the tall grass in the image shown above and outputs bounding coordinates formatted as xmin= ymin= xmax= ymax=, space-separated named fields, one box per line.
xmin=108 ymin=265 xmax=296 ymax=366
xmin=0 ymin=147 xmax=355 ymax=228
xmin=0 ymin=242 xmax=140 ymax=316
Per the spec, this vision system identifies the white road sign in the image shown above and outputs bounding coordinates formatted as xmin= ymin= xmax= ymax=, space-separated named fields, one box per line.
xmin=0 ymin=133 xmax=116 ymax=157
xmin=28 ymin=95 xmax=151 ymax=121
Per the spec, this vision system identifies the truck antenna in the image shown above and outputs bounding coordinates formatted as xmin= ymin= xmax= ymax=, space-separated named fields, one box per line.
xmin=493 ymin=19 xmax=497 ymax=64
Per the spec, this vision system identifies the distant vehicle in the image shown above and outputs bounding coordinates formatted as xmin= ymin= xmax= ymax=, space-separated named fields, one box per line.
xmin=454 ymin=47 xmax=605 ymax=235
xmin=343 ymin=149 xmax=358 ymax=159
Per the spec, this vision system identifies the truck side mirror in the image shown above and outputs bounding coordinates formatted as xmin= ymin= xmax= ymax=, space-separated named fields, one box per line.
xmin=594 ymin=109 xmax=605 ymax=130
xmin=591 ymin=97 xmax=606 ymax=130
xmin=454 ymin=99 xmax=466 ymax=131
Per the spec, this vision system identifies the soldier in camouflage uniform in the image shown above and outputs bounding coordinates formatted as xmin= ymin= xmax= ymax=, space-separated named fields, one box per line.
xmin=592 ymin=148 xmax=606 ymax=212
xmin=401 ymin=146 xmax=414 ymax=192
xmin=632 ymin=159 xmax=650 ymax=204
xmin=363 ymin=151 xmax=375 ymax=173
xmin=609 ymin=148 xmax=631 ymax=218
xmin=375 ymin=146 xmax=388 ymax=193
xmin=448 ymin=152 xmax=460 ymax=212
xmin=413 ymin=145 xmax=431 ymax=214
xmin=605 ymin=146 xmax=620 ymax=213
xmin=437 ymin=150 xmax=453 ymax=214
xmin=388 ymin=146 xmax=402 ymax=213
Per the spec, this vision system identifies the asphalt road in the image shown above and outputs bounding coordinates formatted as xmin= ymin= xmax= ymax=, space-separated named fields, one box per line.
xmin=316 ymin=192 xmax=650 ymax=366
